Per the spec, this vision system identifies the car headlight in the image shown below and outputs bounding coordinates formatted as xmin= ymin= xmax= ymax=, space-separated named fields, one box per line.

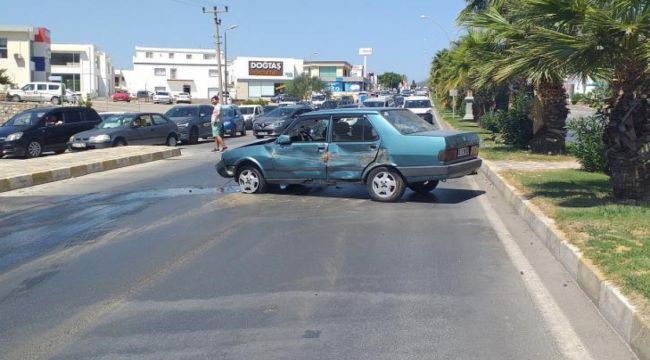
xmin=223 ymin=121 xmax=232 ymax=126
xmin=177 ymin=122 xmax=189 ymax=128
xmin=89 ymin=134 xmax=111 ymax=143
xmin=271 ymin=122 xmax=283 ymax=128
xmin=6 ymin=132 xmax=23 ymax=141
xmin=69 ymin=135 xmax=75 ymax=142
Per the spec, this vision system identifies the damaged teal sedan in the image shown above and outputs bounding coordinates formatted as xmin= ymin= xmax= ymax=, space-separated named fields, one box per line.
xmin=216 ymin=108 xmax=481 ymax=202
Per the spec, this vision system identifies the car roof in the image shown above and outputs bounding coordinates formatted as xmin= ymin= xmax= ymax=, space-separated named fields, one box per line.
xmin=307 ymin=107 xmax=400 ymax=116
xmin=405 ymin=96 xmax=430 ymax=101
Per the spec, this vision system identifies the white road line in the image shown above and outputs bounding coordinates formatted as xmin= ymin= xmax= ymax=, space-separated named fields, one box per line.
xmin=467 ymin=176 xmax=594 ymax=360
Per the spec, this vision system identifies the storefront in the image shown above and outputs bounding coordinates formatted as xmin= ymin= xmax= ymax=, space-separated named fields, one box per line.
xmin=231 ymin=57 xmax=304 ymax=100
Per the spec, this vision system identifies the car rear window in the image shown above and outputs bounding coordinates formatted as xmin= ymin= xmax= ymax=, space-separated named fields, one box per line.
xmin=380 ymin=109 xmax=437 ymax=135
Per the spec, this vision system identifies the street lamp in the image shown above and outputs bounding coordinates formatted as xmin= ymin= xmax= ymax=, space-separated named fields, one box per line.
xmin=224 ymin=24 xmax=238 ymax=103
xmin=420 ymin=15 xmax=452 ymax=43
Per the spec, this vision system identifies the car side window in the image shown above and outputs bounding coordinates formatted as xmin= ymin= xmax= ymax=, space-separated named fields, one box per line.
xmin=83 ymin=109 xmax=101 ymax=123
xmin=49 ymin=84 xmax=60 ymax=91
xmin=44 ymin=112 xmax=64 ymax=126
xmin=286 ymin=117 xmax=329 ymax=143
xmin=152 ymin=114 xmax=168 ymax=125
xmin=37 ymin=84 xmax=47 ymax=91
xmin=23 ymin=84 xmax=34 ymax=91
xmin=332 ymin=116 xmax=379 ymax=142
xmin=63 ymin=111 xmax=83 ymax=123
xmin=137 ymin=114 xmax=153 ymax=127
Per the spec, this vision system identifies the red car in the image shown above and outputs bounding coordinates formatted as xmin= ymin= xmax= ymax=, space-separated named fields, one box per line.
xmin=112 ymin=92 xmax=130 ymax=102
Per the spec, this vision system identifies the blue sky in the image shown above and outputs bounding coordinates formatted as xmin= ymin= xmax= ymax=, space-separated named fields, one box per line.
xmin=0 ymin=0 xmax=466 ymax=82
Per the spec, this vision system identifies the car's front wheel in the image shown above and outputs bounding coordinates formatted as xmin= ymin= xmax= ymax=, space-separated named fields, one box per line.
xmin=11 ymin=95 xmax=21 ymax=102
xmin=408 ymin=180 xmax=439 ymax=194
xmin=366 ymin=167 xmax=406 ymax=202
xmin=166 ymin=134 xmax=178 ymax=146
xmin=25 ymin=140 xmax=43 ymax=158
xmin=237 ymin=165 xmax=267 ymax=194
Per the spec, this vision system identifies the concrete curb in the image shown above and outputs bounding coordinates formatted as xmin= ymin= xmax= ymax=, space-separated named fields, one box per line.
xmin=433 ymin=106 xmax=650 ymax=359
xmin=0 ymin=148 xmax=181 ymax=193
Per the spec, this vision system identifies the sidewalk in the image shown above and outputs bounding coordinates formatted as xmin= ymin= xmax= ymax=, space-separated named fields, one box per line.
xmin=433 ymin=105 xmax=650 ymax=360
xmin=0 ymin=146 xmax=181 ymax=193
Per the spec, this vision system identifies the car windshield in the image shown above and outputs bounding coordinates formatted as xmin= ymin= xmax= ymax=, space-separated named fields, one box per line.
xmin=157 ymin=92 xmax=169 ymax=96
xmin=363 ymin=101 xmax=385 ymax=107
xmin=311 ymin=95 xmax=325 ymax=101
xmin=265 ymin=107 xmax=296 ymax=117
xmin=165 ymin=107 xmax=197 ymax=117
xmin=98 ymin=114 xmax=134 ymax=129
xmin=405 ymin=100 xmax=431 ymax=108
xmin=239 ymin=107 xmax=254 ymax=115
xmin=3 ymin=110 xmax=47 ymax=127
xmin=380 ymin=109 xmax=437 ymax=134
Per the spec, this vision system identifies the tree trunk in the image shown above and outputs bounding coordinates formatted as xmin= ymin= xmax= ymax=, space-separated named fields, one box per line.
xmin=605 ymin=65 xmax=650 ymax=203
xmin=529 ymin=80 xmax=568 ymax=154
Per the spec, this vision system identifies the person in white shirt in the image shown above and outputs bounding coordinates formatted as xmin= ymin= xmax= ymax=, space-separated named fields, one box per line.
xmin=210 ymin=96 xmax=227 ymax=152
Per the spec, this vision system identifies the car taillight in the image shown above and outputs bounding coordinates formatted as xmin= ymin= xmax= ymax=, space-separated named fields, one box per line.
xmin=438 ymin=148 xmax=457 ymax=162
xmin=471 ymin=145 xmax=479 ymax=157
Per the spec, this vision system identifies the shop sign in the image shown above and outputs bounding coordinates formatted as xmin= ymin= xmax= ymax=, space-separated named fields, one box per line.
xmin=249 ymin=61 xmax=284 ymax=76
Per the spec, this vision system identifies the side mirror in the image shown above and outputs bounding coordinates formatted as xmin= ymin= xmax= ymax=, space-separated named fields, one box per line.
xmin=277 ymin=134 xmax=291 ymax=145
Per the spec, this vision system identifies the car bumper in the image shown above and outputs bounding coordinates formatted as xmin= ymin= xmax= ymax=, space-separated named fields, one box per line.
xmin=0 ymin=142 xmax=26 ymax=157
xmin=177 ymin=128 xmax=190 ymax=141
xmin=67 ymin=141 xmax=112 ymax=150
xmin=397 ymin=158 xmax=482 ymax=181
xmin=216 ymin=160 xmax=236 ymax=178
xmin=253 ymin=127 xmax=282 ymax=136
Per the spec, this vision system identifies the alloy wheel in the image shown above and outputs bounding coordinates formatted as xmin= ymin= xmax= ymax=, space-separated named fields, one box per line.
xmin=238 ymin=169 xmax=260 ymax=193
xmin=371 ymin=171 xmax=397 ymax=199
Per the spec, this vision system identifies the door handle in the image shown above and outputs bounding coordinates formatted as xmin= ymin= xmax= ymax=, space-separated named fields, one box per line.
xmin=369 ymin=144 xmax=378 ymax=150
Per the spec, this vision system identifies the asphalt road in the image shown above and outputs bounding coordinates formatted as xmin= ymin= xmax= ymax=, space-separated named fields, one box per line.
xmin=0 ymin=134 xmax=637 ymax=359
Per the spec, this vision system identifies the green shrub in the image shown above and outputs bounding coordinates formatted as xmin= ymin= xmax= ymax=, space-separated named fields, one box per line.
xmin=479 ymin=111 xmax=504 ymax=133
xmin=566 ymin=114 xmax=606 ymax=172
xmin=241 ymin=98 xmax=268 ymax=106
xmin=585 ymin=85 xmax=612 ymax=111
xmin=498 ymin=95 xmax=533 ymax=149
xmin=571 ymin=93 xmax=585 ymax=105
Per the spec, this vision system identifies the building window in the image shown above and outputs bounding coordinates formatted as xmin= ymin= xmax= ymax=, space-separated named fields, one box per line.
xmin=170 ymin=68 xmax=177 ymax=80
xmin=145 ymin=52 xmax=153 ymax=58
xmin=155 ymin=86 xmax=166 ymax=93
xmin=204 ymin=54 xmax=216 ymax=60
xmin=320 ymin=67 xmax=337 ymax=78
xmin=186 ymin=54 xmax=192 ymax=60
xmin=209 ymin=69 xmax=218 ymax=77
xmin=154 ymin=68 xmax=166 ymax=76
xmin=0 ymin=38 xmax=7 ymax=58
xmin=169 ymin=52 xmax=174 ymax=59
xmin=51 ymin=52 xmax=80 ymax=66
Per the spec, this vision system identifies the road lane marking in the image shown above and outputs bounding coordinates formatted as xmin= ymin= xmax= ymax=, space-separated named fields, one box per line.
xmin=467 ymin=176 xmax=594 ymax=360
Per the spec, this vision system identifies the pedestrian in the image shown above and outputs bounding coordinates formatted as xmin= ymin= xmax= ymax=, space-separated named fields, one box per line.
xmin=210 ymin=96 xmax=227 ymax=152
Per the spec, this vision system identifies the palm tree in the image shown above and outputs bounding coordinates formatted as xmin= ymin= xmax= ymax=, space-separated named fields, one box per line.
xmin=516 ymin=0 xmax=650 ymax=201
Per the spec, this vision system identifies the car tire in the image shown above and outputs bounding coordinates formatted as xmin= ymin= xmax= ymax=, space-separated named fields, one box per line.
xmin=54 ymin=149 xmax=66 ymax=155
xmin=366 ymin=167 xmax=406 ymax=202
xmin=408 ymin=180 xmax=439 ymax=194
xmin=240 ymin=124 xmax=246 ymax=136
xmin=189 ymin=127 xmax=199 ymax=145
xmin=255 ymin=135 xmax=264 ymax=139
xmin=25 ymin=140 xmax=43 ymax=158
xmin=166 ymin=134 xmax=178 ymax=147
xmin=236 ymin=164 xmax=267 ymax=194
xmin=51 ymin=96 xmax=60 ymax=105
xmin=11 ymin=95 xmax=21 ymax=102
xmin=113 ymin=138 xmax=127 ymax=147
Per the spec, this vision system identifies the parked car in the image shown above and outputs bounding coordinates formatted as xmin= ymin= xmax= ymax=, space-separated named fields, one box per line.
xmin=165 ymin=104 xmax=214 ymax=144
xmin=271 ymin=94 xmax=300 ymax=103
xmin=415 ymin=89 xmax=429 ymax=97
xmin=0 ymin=107 xmax=102 ymax=158
xmin=68 ymin=112 xmax=179 ymax=150
xmin=239 ymin=105 xmax=264 ymax=130
xmin=153 ymin=92 xmax=173 ymax=104
xmin=219 ymin=105 xmax=247 ymax=137
xmin=175 ymin=92 xmax=192 ymax=104
xmin=216 ymin=108 xmax=481 ymax=202
xmin=252 ymin=105 xmax=313 ymax=138
xmin=263 ymin=104 xmax=279 ymax=114
xmin=403 ymin=96 xmax=434 ymax=124
xmin=320 ymin=100 xmax=339 ymax=110
xmin=111 ymin=91 xmax=130 ymax=102
xmin=65 ymin=90 xmax=81 ymax=103
xmin=363 ymin=97 xmax=394 ymax=107
xmin=393 ymin=95 xmax=405 ymax=107
xmin=136 ymin=90 xmax=154 ymax=101
xmin=400 ymin=89 xmax=414 ymax=97
xmin=8 ymin=82 xmax=66 ymax=104
xmin=310 ymin=94 xmax=326 ymax=108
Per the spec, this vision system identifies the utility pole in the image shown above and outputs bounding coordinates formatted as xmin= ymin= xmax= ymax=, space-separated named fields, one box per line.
xmin=203 ymin=5 xmax=228 ymax=99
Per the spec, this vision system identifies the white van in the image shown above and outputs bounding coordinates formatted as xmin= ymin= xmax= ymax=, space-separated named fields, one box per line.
xmin=8 ymin=82 xmax=67 ymax=104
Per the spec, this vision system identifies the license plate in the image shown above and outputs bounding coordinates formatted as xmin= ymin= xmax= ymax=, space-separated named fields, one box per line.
xmin=72 ymin=142 xmax=86 ymax=149
xmin=457 ymin=147 xmax=469 ymax=157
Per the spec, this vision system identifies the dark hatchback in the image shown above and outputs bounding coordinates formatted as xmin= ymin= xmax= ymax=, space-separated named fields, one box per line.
xmin=165 ymin=105 xmax=214 ymax=144
xmin=252 ymin=105 xmax=313 ymax=138
xmin=0 ymin=107 xmax=101 ymax=158
xmin=68 ymin=112 xmax=179 ymax=150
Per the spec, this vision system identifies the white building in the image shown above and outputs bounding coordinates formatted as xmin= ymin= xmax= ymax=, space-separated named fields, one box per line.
xmin=231 ymin=57 xmax=304 ymax=100
xmin=0 ymin=26 xmax=50 ymax=88
xmin=50 ymin=43 xmax=114 ymax=97
xmin=121 ymin=46 xmax=225 ymax=99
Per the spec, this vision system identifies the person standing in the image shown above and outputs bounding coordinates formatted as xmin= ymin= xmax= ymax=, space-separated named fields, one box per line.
xmin=210 ymin=96 xmax=227 ymax=152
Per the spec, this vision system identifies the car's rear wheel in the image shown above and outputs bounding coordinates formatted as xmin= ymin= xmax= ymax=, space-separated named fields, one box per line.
xmin=51 ymin=96 xmax=60 ymax=105
xmin=366 ymin=167 xmax=405 ymax=202
xmin=25 ymin=140 xmax=43 ymax=158
xmin=166 ymin=134 xmax=177 ymax=147
xmin=54 ymin=149 xmax=66 ymax=155
xmin=189 ymin=127 xmax=199 ymax=144
xmin=240 ymin=124 xmax=247 ymax=136
xmin=11 ymin=95 xmax=21 ymax=102
xmin=237 ymin=165 xmax=267 ymax=194
xmin=408 ymin=180 xmax=439 ymax=194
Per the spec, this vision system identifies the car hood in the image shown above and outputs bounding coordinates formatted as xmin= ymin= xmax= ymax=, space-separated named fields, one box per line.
xmin=168 ymin=116 xmax=194 ymax=123
xmin=253 ymin=116 xmax=288 ymax=125
xmin=73 ymin=127 xmax=127 ymax=138
xmin=0 ymin=125 xmax=27 ymax=137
